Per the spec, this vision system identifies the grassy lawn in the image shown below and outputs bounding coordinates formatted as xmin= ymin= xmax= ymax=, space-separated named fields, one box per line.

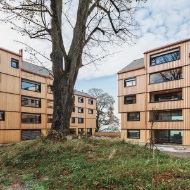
xmin=1 ymin=137 xmax=190 ymax=190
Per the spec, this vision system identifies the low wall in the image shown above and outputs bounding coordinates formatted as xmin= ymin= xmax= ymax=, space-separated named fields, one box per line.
xmin=94 ymin=132 xmax=121 ymax=137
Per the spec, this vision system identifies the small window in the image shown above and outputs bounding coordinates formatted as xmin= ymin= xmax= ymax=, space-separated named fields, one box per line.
xmin=22 ymin=79 xmax=41 ymax=92
xmin=124 ymin=95 xmax=136 ymax=104
xmin=78 ymin=97 xmax=84 ymax=103
xmin=47 ymin=100 xmax=53 ymax=108
xmin=78 ymin=128 xmax=84 ymax=134
xmin=124 ymin=77 xmax=136 ymax=87
xmin=88 ymin=109 xmax=93 ymax=114
xmin=78 ymin=107 xmax=84 ymax=113
xmin=0 ymin=111 xmax=5 ymax=121
xmin=72 ymin=106 xmax=75 ymax=112
xmin=47 ymin=85 xmax=53 ymax=93
xmin=21 ymin=96 xmax=41 ymax=108
xmin=87 ymin=128 xmax=92 ymax=135
xmin=127 ymin=130 xmax=140 ymax=139
xmin=11 ymin=58 xmax=19 ymax=68
xmin=71 ymin=117 xmax=75 ymax=123
xmin=127 ymin=112 xmax=140 ymax=121
xmin=78 ymin=118 xmax=84 ymax=123
xmin=21 ymin=113 xmax=41 ymax=124
xmin=47 ymin=114 xmax=53 ymax=123
xmin=88 ymin=99 xmax=93 ymax=105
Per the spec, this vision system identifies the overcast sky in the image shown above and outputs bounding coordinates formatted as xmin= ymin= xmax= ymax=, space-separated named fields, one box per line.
xmin=0 ymin=0 xmax=190 ymax=121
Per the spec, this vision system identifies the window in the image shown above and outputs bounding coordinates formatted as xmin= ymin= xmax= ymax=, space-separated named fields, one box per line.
xmin=21 ymin=96 xmax=41 ymax=108
xmin=0 ymin=111 xmax=5 ymax=121
xmin=78 ymin=107 xmax=84 ymax=113
xmin=127 ymin=112 xmax=140 ymax=121
xmin=72 ymin=106 xmax=75 ymax=112
xmin=124 ymin=95 xmax=136 ymax=104
xmin=151 ymin=91 xmax=182 ymax=102
xmin=150 ymin=47 xmax=180 ymax=66
xmin=88 ymin=109 xmax=93 ymax=114
xmin=22 ymin=79 xmax=41 ymax=92
xmin=47 ymin=100 xmax=53 ymax=108
xmin=78 ymin=128 xmax=84 ymax=134
xmin=124 ymin=77 xmax=136 ymax=87
xmin=88 ymin=99 xmax=93 ymax=105
xmin=47 ymin=114 xmax=53 ymax=123
xmin=150 ymin=109 xmax=182 ymax=121
xmin=21 ymin=113 xmax=41 ymax=124
xmin=71 ymin=117 xmax=75 ymax=123
xmin=78 ymin=97 xmax=84 ymax=103
xmin=47 ymin=85 xmax=53 ymax=93
xmin=11 ymin=58 xmax=19 ymax=68
xmin=78 ymin=118 xmax=84 ymax=123
xmin=127 ymin=130 xmax=140 ymax=139
xmin=87 ymin=128 xmax=92 ymax=135
xmin=21 ymin=129 xmax=41 ymax=140
xmin=149 ymin=67 xmax=182 ymax=84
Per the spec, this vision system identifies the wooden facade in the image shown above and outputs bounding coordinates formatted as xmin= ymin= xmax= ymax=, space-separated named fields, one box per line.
xmin=0 ymin=48 xmax=96 ymax=144
xmin=118 ymin=38 xmax=190 ymax=145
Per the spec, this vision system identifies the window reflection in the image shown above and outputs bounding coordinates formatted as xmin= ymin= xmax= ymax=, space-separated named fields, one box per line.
xmin=21 ymin=79 xmax=41 ymax=92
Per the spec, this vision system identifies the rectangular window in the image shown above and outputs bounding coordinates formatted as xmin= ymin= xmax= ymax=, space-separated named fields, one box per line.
xmin=127 ymin=130 xmax=140 ymax=139
xmin=21 ymin=113 xmax=41 ymax=124
xmin=151 ymin=91 xmax=182 ymax=102
xmin=124 ymin=77 xmax=136 ymax=87
xmin=150 ymin=47 xmax=180 ymax=66
xmin=47 ymin=114 xmax=53 ymax=123
xmin=88 ymin=99 xmax=93 ymax=105
xmin=87 ymin=128 xmax=92 ymax=135
xmin=21 ymin=129 xmax=41 ymax=140
xmin=127 ymin=112 xmax=140 ymax=121
xmin=150 ymin=109 xmax=182 ymax=122
xmin=78 ymin=97 xmax=84 ymax=103
xmin=78 ymin=107 xmax=84 ymax=113
xmin=88 ymin=109 xmax=93 ymax=114
xmin=78 ymin=118 xmax=84 ymax=123
xmin=72 ymin=106 xmax=75 ymax=112
xmin=22 ymin=79 xmax=41 ymax=92
xmin=0 ymin=111 xmax=5 ymax=121
xmin=11 ymin=58 xmax=19 ymax=68
xmin=47 ymin=85 xmax=53 ymax=93
xmin=47 ymin=100 xmax=53 ymax=108
xmin=21 ymin=96 xmax=41 ymax=108
xmin=149 ymin=67 xmax=182 ymax=84
xmin=78 ymin=128 xmax=84 ymax=134
xmin=71 ymin=117 xmax=75 ymax=123
xmin=124 ymin=95 xmax=136 ymax=104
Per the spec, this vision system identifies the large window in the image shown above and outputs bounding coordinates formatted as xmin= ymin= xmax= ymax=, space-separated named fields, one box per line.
xmin=150 ymin=47 xmax=180 ymax=66
xmin=150 ymin=109 xmax=182 ymax=122
xmin=21 ymin=96 xmax=41 ymax=108
xmin=11 ymin=58 xmax=19 ymax=68
xmin=22 ymin=79 xmax=41 ymax=92
xmin=78 ymin=118 xmax=84 ymax=123
xmin=21 ymin=113 xmax=41 ymax=124
xmin=149 ymin=67 xmax=182 ymax=84
xmin=124 ymin=77 xmax=136 ymax=87
xmin=0 ymin=111 xmax=5 ymax=121
xmin=127 ymin=130 xmax=140 ymax=139
xmin=127 ymin=112 xmax=140 ymax=121
xmin=21 ymin=129 xmax=41 ymax=140
xmin=124 ymin=95 xmax=136 ymax=104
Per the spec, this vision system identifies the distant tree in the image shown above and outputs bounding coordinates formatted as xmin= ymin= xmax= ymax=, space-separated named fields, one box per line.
xmin=0 ymin=0 xmax=146 ymax=136
xmin=88 ymin=88 xmax=120 ymax=132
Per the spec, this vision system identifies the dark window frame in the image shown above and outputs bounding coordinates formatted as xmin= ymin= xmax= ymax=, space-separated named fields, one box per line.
xmin=0 ymin=110 xmax=5 ymax=121
xmin=21 ymin=79 xmax=41 ymax=93
xmin=21 ymin=129 xmax=41 ymax=140
xmin=78 ymin=118 xmax=84 ymax=123
xmin=78 ymin=97 xmax=84 ymax=103
xmin=78 ymin=107 xmax=84 ymax=113
xmin=124 ymin=94 xmax=136 ymax=104
xmin=47 ymin=100 xmax=53 ymax=108
xmin=150 ymin=47 xmax=180 ymax=66
xmin=71 ymin=117 xmax=75 ymax=123
xmin=21 ymin=96 xmax=41 ymax=108
xmin=88 ymin=109 xmax=93 ymax=114
xmin=124 ymin=77 xmax=136 ymax=87
xmin=11 ymin=58 xmax=19 ymax=68
xmin=127 ymin=112 xmax=140 ymax=121
xmin=88 ymin=99 xmax=93 ymax=105
xmin=47 ymin=85 xmax=53 ymax=94
xmin=149 ymin=67 xmax=182 ymax=84
xmin=127 ymin=129 xmax=140 ymax=139
xmin=72 ymin=106 xmax=75 ymax=112
xmin=47 ymin=114 xmax=53 ymax=123
xmin=21 ymin=113 xmax=41 ymax=124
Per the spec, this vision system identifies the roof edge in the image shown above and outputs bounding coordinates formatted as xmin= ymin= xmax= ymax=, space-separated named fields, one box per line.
xmin=144 ymin=38 xmax=190 ymax=54
xmin=0 ymin=47 xmax=22 ymax=57
xmin=117 ymin=66 xmax=145 ymax=74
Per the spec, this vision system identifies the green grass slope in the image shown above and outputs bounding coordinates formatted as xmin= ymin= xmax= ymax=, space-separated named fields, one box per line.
xmin=1 ymin=138 xmax=190 ymax=190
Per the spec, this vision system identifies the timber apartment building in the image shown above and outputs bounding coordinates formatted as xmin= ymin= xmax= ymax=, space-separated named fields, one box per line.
xmin=0 ymin=48 xmax=96 ymax=144
xmin=118 ymin=38 xmax=190 ymax=145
